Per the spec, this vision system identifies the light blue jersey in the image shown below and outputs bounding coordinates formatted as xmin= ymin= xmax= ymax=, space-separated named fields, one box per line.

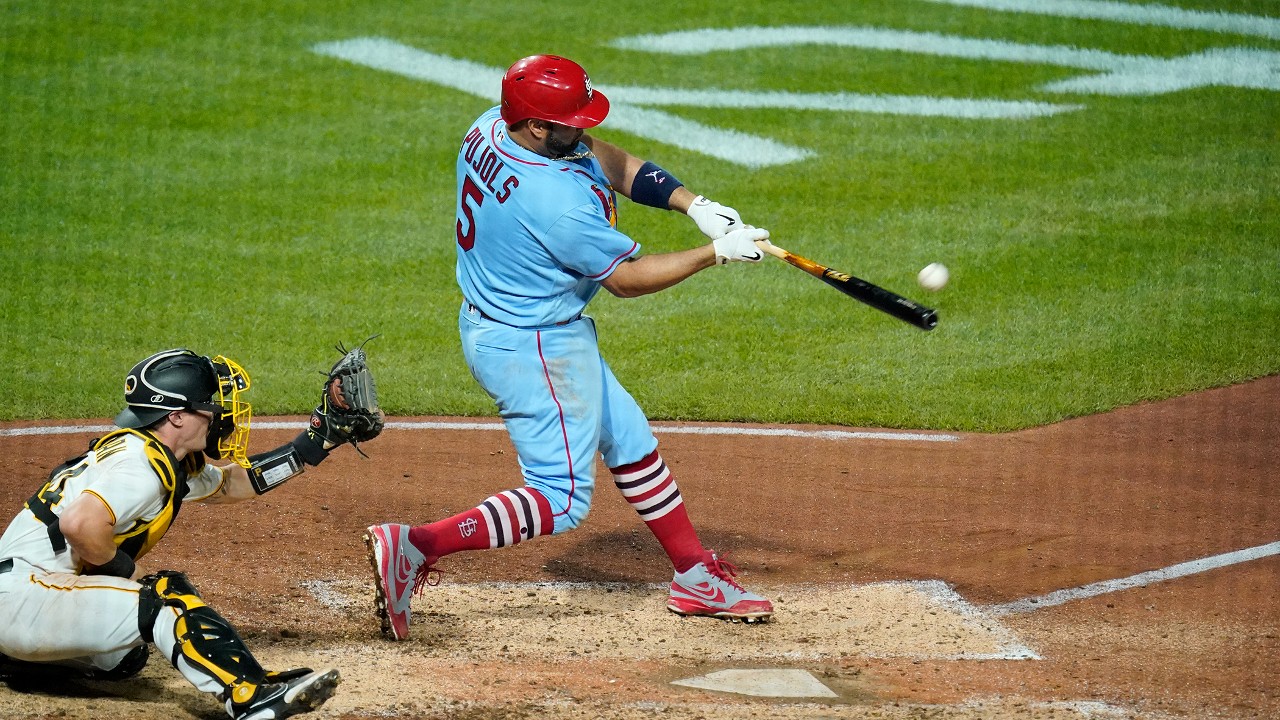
xmin=455 ymin=106 xmax=637 ymax=327
xmin=454 ymin=107 xmax=658 ymax=533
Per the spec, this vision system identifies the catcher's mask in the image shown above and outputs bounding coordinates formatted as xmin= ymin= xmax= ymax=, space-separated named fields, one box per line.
xmin=500 ymin=54 xmax=610 ymax=128
xmin=115 ymin=349 xmax=253 ymax=467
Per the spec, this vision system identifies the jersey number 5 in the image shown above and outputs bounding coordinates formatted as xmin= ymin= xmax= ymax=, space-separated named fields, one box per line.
xmin=456 ymin=176 xmax=484 ymax=251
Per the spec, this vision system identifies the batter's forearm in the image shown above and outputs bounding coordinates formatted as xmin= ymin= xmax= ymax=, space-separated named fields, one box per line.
xmin=667 ymin=187 xmax=697 ymax=213
xmin=600 ymin=247 xmax=718 ymax=298
xmin=584 ymin=136 xmax=700 ymax=212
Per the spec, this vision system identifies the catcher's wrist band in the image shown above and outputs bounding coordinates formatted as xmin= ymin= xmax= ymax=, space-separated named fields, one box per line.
xmin=246 ymin=433 xmax=329 ymax=495
xmin=291 ymin=431 xmax=331 ymax=464
xmin=630 ymin=161 xmax=683 ymax=209
xmin=90 ymin=549 xmax=136 ymax=578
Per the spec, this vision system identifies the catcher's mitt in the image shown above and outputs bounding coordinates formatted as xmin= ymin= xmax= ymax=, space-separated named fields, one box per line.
xmin=306 ymin=337 xmax=384 ymax=453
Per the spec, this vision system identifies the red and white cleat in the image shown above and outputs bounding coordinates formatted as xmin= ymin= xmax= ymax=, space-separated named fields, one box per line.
xmin=667 ymin=551 xmax=773 ymax=623
xmin=364 ymin=523 xmax=438 ymax=640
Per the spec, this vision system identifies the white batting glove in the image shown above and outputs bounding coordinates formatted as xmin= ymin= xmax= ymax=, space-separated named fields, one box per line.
xmin=712 ymin=227 xmax=771 ymax=265
xmin=687 ymin=195 xmax=744 ymax=239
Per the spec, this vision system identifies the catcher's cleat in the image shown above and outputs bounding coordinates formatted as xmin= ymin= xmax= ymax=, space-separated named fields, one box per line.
xmin=364 ymin=523 xmax=439 ymax=640
xmin=224 ymin=667 xmax=340 ymax=720
xmin=667 ymin=551 xmax=774 ymax=623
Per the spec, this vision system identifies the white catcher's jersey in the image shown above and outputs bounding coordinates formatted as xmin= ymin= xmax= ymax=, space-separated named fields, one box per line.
xmin=0 ymin=429 xmax=226 ymax=573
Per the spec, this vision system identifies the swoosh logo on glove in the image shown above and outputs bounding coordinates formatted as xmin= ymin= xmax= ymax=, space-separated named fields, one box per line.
xmin=716 ymin=213 xmax=737 ymax=226
xmin=743 ymin=251 xmax=762 ymax=261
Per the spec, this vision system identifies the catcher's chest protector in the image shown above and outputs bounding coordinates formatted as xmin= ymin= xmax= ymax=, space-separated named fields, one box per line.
xmin=25 ymin=429 xmax=190 ymax=563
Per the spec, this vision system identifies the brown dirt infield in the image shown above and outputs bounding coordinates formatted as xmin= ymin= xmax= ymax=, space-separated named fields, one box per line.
xmin=1 ymin=376 xmax=1276 ymax=719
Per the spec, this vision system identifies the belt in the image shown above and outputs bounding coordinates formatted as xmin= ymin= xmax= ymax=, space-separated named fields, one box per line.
xmin=467 ymin=303 xmax=499 ymax=322
xmin=467 ymin=303 xmax=580 ymax=328
xmin=0 ymin=558 xmax=12 ymax=574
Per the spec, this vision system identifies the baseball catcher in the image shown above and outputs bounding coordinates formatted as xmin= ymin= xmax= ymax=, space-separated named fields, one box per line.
xmin=0 ymin=343 xmax=381 ymax=719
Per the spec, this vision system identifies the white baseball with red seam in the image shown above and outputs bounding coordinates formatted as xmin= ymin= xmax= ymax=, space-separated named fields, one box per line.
xmin=917 ymin=262 xmax=949 ymax=291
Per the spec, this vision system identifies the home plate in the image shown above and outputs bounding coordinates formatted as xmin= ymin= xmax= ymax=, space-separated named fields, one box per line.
xmin=671 ymin=669 xmax=838 ymax=698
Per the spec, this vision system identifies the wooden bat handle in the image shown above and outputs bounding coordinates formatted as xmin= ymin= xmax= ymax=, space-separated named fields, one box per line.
xmin=754 ymin=239 xmax=790 ymax=260
xmin=755 ymin=240 xmax=826 ymax=277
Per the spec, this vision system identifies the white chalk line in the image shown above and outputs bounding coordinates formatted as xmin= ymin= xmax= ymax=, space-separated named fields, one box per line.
xmin=611 ymin=25 xmax=1131 ymax=70
xmin=607 ymin=84 xmax=1077 ymax=119
xmin=910 ymin=579 xmax=1040 ymax=659
xmin=990 ymin=540 xmax=1280 ymax=615
xmin=613 ymin=27 xmax=1280 ymax=97
xmin=599 ymin=102 xmax=813 ymax=168
xmin=310 ymin=37 xmax=1078 ymax=170
xmin=316 ymin=36 xmax=1077 ymax=118
xmin=0 ymin=420 xmax=959 ymax=443
xmin=921 ymin=0 xmax=1280 ymax=41
xmin=311 ymin=38 xmax=812 ymax=168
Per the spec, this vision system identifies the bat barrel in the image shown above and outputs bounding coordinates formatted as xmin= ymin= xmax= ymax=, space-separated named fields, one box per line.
xmin=825 ymin=272 xmax=939 ymax=331
xmin=878 ymin=294 xmax=938 ymax=331
xmin=917 ymin=308 xmax=939 ymax=330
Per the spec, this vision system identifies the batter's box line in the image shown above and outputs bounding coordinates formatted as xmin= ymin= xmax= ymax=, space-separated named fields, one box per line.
xmin=900 ymin=579 xmax=1040 ymax=660
xmin=989 ymin=540 xmax=1280 ymax=615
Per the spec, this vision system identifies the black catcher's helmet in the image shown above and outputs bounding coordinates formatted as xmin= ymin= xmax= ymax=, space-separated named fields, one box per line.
xmin=113 ymin=349 xmax=252 ymax=465
xmin=114 ymin=349 xmax=223 ymax=429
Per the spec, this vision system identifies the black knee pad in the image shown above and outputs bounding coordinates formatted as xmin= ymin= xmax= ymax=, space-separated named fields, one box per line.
xmin=138 ymin=570 xmax=197 ymax=643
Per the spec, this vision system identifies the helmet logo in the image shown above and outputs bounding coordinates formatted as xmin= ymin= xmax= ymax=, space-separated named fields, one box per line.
xmin=584 ymin=76 xmax=593 ymax=100
xmin=151 ymin=394 xmax=165 ymax=403
xmin=124 ymin=375 xmax=137 ymax=393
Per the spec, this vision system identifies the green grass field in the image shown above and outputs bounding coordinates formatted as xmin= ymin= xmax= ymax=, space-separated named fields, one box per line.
xmin=2 ymin=0 xmax=1277 ymax=431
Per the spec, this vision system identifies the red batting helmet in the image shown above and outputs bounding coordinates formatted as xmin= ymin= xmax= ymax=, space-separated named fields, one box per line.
xmin=500 ymin=55 xmax=610 ymax=128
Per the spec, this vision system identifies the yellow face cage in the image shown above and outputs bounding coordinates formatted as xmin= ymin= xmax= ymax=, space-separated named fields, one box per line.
xmin=210 ymin=355 xmax=252 ymax=468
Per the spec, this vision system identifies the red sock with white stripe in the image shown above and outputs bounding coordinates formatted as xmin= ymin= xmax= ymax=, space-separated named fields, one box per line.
xmin=407 ymin=487 xmax=554 ymax=561
xmin=611 ymin=450 xmax=704 ymax=573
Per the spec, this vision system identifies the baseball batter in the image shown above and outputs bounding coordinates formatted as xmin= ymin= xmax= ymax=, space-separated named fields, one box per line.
xmin=0 ymin=348 xmax=381 ymax=719
xmin=365 ymin=54 xmax=774 ymax=641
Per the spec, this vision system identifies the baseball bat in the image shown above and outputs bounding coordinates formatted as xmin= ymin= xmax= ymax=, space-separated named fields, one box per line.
xmin=755 ymin=240 xmax=938 ymax=331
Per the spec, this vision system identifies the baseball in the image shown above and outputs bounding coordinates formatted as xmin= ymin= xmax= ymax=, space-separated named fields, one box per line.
xmin=917 ymin=262 xmax=949 ymax=291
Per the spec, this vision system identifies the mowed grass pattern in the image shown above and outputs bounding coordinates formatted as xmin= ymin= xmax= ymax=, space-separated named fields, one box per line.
xmin=1 ymin=1 xmax=1276 ymax=430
